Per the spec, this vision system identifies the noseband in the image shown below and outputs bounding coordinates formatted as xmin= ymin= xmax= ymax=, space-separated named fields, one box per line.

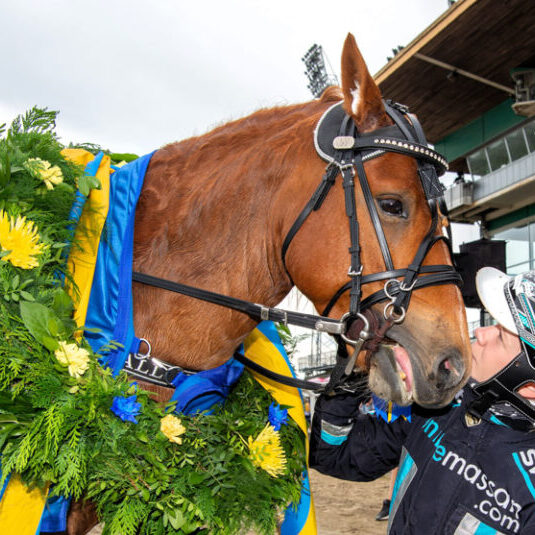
xmin=132 ymin=100 xmax=462 ymax=393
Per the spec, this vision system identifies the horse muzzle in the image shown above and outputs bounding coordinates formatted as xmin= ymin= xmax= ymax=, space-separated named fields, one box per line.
xmin=367 ymin=342 xmax=467 ymax=408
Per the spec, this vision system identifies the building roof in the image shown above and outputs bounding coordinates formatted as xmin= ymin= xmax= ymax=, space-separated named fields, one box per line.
xmin=374 ymin=0 xmax=535 ymax=151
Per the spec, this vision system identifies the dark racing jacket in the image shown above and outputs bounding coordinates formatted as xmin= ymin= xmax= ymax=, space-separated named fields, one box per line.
xmin=309 ymin=387 xmax=535 ymax=535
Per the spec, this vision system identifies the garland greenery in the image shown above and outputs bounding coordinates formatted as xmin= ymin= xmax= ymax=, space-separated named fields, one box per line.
xmin=0 ymin=108 xmax=306 ymax=534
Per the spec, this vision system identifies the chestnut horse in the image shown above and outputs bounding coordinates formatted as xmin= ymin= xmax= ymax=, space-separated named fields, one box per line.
xmin=131 ymin=34 xmax=471 ymax=408
xmin=68 ymin=33 xmax=471 ymax=534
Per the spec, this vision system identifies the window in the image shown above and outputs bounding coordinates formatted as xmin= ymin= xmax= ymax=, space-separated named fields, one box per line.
xmin=508 ymin=262 xmax=531 ymax=276
xmin=505 ymin=128 xmax=528 ymax=160
xmin=467 ymin=149 xmax=490 ymax=177
xmin=504 ymin=227 xmax=529 ymax=267
xmin=466 ymin=118 xmax=535 ymax=179
xmin=494 ymin=221 xmax=535 ymax=273
xmin=524 ymin=122 xmax=535 ymax=152
xmin=487 ymin=138 xmax=510 ymax=171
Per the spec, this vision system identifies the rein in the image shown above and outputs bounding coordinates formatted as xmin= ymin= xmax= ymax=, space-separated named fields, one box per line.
xmin=131 ymin=100 xmax=462 ymax=394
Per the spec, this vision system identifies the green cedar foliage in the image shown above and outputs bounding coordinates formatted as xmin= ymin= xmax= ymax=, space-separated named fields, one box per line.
xmin=0 ymin=108 xmax=306 ymax=534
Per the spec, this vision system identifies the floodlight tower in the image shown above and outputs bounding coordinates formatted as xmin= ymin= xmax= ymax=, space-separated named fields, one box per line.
xmin=302 ymin=44 xmax=339 ymax=98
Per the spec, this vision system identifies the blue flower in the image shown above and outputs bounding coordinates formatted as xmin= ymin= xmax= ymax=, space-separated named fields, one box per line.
xmin=111 ymin=394 xmax=142 ymax=423
xmin=268 ymin=402 xmax=288 ymax=431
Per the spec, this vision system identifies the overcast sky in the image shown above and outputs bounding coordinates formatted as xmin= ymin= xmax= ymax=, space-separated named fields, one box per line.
xmin=1 ymin=0 xmax=481 ymax=324
xmin=1 ymin=0 xmax=479 ymax=243
xmin=1 ymin=0 xmax=454 ymax=155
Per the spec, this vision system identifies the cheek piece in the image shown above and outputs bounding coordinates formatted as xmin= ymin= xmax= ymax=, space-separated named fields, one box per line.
xmin=470 ymin=272 xmax=535 ymax=424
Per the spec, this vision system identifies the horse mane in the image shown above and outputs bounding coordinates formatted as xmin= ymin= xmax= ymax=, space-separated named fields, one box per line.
xmin=160 ymin=85 xmax=342 ymax=158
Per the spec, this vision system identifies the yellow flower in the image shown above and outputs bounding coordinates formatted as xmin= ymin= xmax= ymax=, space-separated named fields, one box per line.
xmin=25 ymin=157 xmax=63 ymax=189
xmin=0 ymin=211 xmax=45 ymax=269
xmin=160 ymin=414 xmax=186 ymax=444
xmin=55 ymin=341 xmax=90 ymax=378
xmin=247 ymin=423 xmax=287 ymax=477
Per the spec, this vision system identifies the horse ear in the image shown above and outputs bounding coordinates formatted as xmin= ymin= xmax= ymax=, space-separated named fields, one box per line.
xmin=341 ymin=33 xmax=387 ymax=132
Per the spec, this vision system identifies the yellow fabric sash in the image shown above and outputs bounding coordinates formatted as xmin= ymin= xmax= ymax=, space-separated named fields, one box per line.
xmin=244 ymin=329 xmax=317 ymax=534
xmin=0 ymin=149 xmax=111 ymax=535
xmin=0 ymin=477 xmax=49 ymax=535
xmin=61 ymin=148 xmax=112 ymax=327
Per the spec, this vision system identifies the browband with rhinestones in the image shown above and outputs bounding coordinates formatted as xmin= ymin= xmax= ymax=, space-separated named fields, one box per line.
xmin=333 ymin=135 xmax=448 ymax=174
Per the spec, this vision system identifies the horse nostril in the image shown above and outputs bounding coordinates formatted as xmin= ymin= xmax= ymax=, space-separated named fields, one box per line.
xmin=433 ymin=350 xmax=464 ymax=391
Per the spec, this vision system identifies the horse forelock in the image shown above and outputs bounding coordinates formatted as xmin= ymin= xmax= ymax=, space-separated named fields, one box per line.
xmin=319 ymin=86 xmax=344 ymax=102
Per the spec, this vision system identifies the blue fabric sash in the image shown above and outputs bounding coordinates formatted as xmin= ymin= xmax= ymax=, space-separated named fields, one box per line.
xmin=0 ymin=470 xmax=11 ymax=502
xmin=38 ymin=495 xmax=70 ymax=533
xmin=84 ymin=152 xmax=155 ymax=374
xmin=41 ymin=152 xmax=156 ymax=532
xmin=170 ymin=358 xmax=244 ymax=415
xmin=372 ymin=393 xmax=412 ymax=423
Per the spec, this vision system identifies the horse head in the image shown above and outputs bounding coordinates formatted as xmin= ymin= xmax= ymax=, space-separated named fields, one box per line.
xmin=283 ymin=34 xmax=471 ymax=408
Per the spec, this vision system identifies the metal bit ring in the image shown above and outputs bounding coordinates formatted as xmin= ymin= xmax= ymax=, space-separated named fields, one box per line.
xmin=383 ymin=302 xmax=406 ymax=324
xmin=340 ymin=312 xmax=370 ymax=346
xmin=137 ymin=338 xmax=152 ymax=359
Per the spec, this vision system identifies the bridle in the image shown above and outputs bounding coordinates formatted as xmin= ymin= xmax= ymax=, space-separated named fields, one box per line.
xmin=131 ymin=99 xmax=462 ymax=393
xmin=271 ymin=99 xmax=461 ymax=390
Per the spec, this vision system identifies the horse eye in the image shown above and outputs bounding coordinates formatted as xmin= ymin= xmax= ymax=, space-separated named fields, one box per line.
xmin=379 ymin=198 xmax=404 ymax=217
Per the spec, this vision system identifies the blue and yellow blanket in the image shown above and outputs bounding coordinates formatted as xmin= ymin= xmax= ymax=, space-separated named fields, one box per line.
xmin=0 ymin=149 xmax=317 ymax=534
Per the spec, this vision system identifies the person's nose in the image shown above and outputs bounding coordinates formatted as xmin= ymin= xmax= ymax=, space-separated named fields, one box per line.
xmin=474 ymin=325 xmax=497 ymax=346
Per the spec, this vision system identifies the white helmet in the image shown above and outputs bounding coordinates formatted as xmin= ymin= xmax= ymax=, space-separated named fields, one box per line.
xmin=476 ymin=267 xmax=535 ymax=340
xmin=471 ymin=267 xmax=535 ymax=424
xmin=476 ymin=267 xmax=517 ymax=333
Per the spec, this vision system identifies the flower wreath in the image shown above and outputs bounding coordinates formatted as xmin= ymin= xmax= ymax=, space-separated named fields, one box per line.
xmin=0 ymin=108 xmax=306 ymax=534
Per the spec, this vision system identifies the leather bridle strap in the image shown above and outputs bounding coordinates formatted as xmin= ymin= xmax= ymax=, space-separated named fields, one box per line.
xmin=233 ymin=351 xmax=324 ymax=391
xmin=353 ymin=152 xmax=394 ymax=271
xmin=343 ymin=169 xmax=363 ymax=316
xmin=340 ymin=163 xmax=363 ymax=315
xmin=131 ymin=272 xmax=352 ymax=392
xmin=360 ymin=271 xmax=462 ymax=310
xmin=132 ymin=271 xmax=347 ymax=336
xmin=322 ymin=265 xmax=461 ymax=317
xmin=385 ymin=102 xmax=418 ymax=141
xmin=281 ymin=162 xmax=339 ymax=283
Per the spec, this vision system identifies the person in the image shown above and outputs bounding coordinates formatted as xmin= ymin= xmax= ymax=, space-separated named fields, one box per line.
xmin=453 ymin=172 xmax=465 ymax=184
xmin=309 ymin=267 xmax=535 ymax=534
xmin=356 ymin=396 xmax=398 ymax=521
xmin=376 ymin=467 xmax=398 ymax=521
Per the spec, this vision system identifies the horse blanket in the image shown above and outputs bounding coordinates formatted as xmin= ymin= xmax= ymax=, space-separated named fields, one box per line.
xmin=0 ymin=150 xmax=316 ymax=534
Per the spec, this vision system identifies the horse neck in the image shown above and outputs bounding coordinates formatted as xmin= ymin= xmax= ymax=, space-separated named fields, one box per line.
xmin=135 ymin=100 xmax=331 ymax=308
xmin=132 ymin=95 xmax=342 ymax=367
